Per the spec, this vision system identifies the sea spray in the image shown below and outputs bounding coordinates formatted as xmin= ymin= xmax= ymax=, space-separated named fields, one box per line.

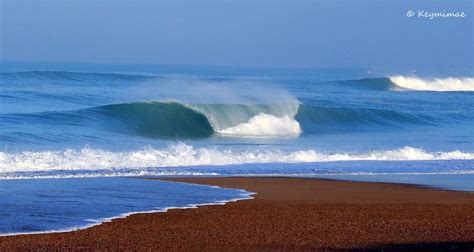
xmin=126 ymin=77 xmax=303 ymax=137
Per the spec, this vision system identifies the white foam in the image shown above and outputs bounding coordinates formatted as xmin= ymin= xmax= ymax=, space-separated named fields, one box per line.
xmin=0 ymin=145 xmax=473 ymax=175
xmin=390 ymin=75 xmax=474 ymax=91
xmin=188 ymin=101 xmax=301 ymax=137
xmin=217 ymin=113 xmax=301 ymax=137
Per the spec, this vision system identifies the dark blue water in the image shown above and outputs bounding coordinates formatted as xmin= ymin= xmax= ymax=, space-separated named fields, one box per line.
xmin=0 ymin=62 xmax=473 ymax=188
xmin=0 ymin=177 xmax=252 ymax=235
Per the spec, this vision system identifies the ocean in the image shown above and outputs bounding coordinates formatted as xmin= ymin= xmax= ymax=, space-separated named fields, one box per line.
xmin=0 ymin=62 xmax=473 ymax=233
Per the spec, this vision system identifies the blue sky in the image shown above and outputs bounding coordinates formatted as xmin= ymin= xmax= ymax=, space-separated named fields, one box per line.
xmin=1 ymin=0 xmax=472 ymax=75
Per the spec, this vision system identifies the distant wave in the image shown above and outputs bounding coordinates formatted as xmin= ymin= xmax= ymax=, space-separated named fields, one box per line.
xmin=0 ymin=144 xmax=473 ymax=178
xmin=334 ymin=77 xmax=395 ymax=91
xmin=3 ymin=71 xmax=472 ymax=92
xmin=389 ymin=76 xmax=474 ymax=92
xmin=334 ymin=76 xmax=474 ymax=92
xmin=0 ymin=71 xmax=154 ymax=82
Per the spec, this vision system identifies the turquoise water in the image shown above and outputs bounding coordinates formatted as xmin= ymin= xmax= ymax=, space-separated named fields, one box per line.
xmin=0 ymin=62 xmax=473 ymax=186
xmin=0 ymin=62 xmax=472 ymax=235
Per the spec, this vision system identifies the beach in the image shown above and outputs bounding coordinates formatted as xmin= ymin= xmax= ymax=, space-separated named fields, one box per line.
xmin=1 ymin=177 xmax=473 ymax=251
xmin=2 ymin=1 xmax=473 ymax=250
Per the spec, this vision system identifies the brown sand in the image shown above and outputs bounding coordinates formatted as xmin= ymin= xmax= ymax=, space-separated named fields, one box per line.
xmin=0 ymin=177 xmax=474 ymax=251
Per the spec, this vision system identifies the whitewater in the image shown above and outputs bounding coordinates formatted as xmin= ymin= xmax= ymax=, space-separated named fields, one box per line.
xmin=389 ymin=76 xmax=474 ymax=91
xmin=0 ymin=144 xmax=472 ymax=175
xmin=0 ymin=64 xmax=473 ymax=181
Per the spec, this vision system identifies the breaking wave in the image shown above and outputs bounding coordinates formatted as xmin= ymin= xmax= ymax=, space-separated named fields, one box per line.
xmin=334 ymin=76 xmax=474 ymax=92
xmin=96 ymin=101 xmax=302 ymax=138
xmin=3 ymin=71 xmax=472 ymax=92
xmin=189 ymin=102 xmax=301 ymax=137
xmin=2 ymin=100 xmax=468 ymax=140
xmin=218 ymin=114 xmax=301 ymax=136
xmin=389 ymin=76 xmax=474 ymax=92
xmin=0 ymin=144 xmax=473 ymax=178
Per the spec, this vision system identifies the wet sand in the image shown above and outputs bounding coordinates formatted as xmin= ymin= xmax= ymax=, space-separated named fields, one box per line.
xmin=1 ymin=177 xmax=473 ymax=251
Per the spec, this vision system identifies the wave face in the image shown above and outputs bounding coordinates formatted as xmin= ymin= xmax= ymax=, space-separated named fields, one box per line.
xmin=3 ymin=100 xmax=468 ymax=141
xmin=334 ymin=77 xmax=395 ymax=91
xmin=95 ymin=101 xmax=302 ymax=138
xmin=96 ymin=102 xmax=214 ymax=138
xmin=389 ymin=76 xmax=474 ymax=91
xmin=295 ymin=105 xmax=453 ymax=131
xmin=0 ymin=144 xmax=473 ymax=178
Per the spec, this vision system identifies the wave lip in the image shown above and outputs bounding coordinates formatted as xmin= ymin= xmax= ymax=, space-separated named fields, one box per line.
xmin=389 ymin=75 xmax=474 ymax=92
xmin=190 ymin=102 xmax=301 ymax=138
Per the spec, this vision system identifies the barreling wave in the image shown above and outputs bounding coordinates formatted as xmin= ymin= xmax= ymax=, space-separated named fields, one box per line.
xmin=2 ymin=100 xmax=469 ymax=140
xmin=0 ymin=144 xmax=473 ymax=178
xmin=189 ymin=103 xmax=301 ymax=136
xmin=95 ymin=101 xmax=302 ymax=138
xmin=87 ymin=101 xmax=472 ymax=137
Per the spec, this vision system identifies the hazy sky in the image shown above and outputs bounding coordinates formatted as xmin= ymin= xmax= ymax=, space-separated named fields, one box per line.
xmin=1 ymin=0 xmax=472 ymax=74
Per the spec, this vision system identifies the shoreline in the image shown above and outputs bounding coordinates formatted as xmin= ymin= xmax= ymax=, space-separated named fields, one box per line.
xmin=1 ymin=176 xmax=474 ymax=250
xmin=156 ymin=175 xmax=461 ymax=192
xmin=0 ymin=178 xmax=255 ymax=238
xmin=0 ymin=192 xmax=255 ymax=238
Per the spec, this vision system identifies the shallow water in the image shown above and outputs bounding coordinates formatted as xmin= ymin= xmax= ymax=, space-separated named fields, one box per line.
xmin=309 ymin=174 xmax=474 ymax=192
xmin=0 ymin=177 xmax=252 ymax=235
